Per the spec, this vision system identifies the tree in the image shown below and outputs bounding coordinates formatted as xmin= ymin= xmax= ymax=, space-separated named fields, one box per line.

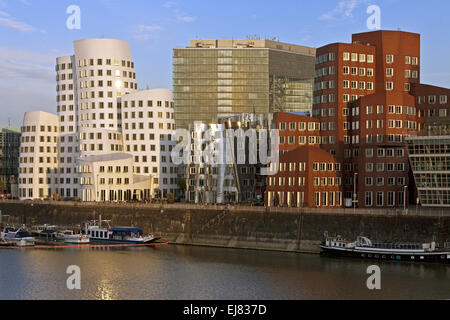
xmin=0 ymin=180 xmax=4 ymax=193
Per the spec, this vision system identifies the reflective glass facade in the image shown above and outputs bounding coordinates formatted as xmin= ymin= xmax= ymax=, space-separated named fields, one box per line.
xmin=0 ymin=127 xmax=21 ymax=194
xmin=173 ymin=42 xmax=315 ymax=129
xmin=407 ymin=135 xmax=450 ymax=207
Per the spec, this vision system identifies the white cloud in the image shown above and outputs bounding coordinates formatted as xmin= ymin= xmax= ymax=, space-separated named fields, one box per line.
xmin=0 ymin=10 xmax=43 ymax=32
xmin=19 ymin=0 xmax=32 ymax=5
xmin=175 ymin=9 xmax=196 ymax=23
xmin=0 ymin=46 xmax=55 ymax=82
xmin=319 ymin=0 xmax=366 ymax=20
xmin=163 ymin=1 xmax=176 ymax=8
xmin=0 ymin=46 xmax=55 ymax=64
xmin=133 ymin=24 xmax=163 ymax=40
xmin=0 ymin=46 xmax=56 ymax=125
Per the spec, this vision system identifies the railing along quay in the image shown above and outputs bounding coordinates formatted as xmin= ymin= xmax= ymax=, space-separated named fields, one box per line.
xmin=1 ymin=200 xmax=450 ymax=217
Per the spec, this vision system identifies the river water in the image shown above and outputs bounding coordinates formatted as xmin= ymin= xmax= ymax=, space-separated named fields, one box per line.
xmin=0 ymin=245 xmax=448 ymax=300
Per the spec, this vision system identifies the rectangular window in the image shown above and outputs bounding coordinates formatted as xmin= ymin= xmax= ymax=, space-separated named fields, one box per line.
xmin=365 ymin=192 xmax=373 ymax=207
xmin=376 ymin=192 xmax=384 ymax=206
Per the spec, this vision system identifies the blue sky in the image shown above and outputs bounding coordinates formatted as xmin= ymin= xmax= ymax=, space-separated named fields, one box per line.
xmin=1 ymin=0 xmax=449 ymax=125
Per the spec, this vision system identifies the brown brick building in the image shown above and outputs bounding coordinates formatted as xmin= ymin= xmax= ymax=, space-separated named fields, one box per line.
xmin=267 ymin=146 xmax=342 ymax=208
xmin=267 ymin=30 xmax=449 ymax=209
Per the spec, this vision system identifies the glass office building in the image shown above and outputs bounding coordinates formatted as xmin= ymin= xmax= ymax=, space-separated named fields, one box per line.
xmin=406 ymin=122 xmax=450 ymax=207
xmin=173 ymin=39 xmax=316 ymax=128
xmin=0 ymin=127 xmax=21 ymax=195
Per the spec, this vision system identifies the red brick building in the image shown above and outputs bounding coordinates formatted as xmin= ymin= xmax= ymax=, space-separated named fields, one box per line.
xmin=266 ymin=146 xmax=342 ymax=208
xmin=411 ymin=83 xmax=450 ymax=128
xmin=267 ymin=30 xmax=449 ymax=209
xmin=274 ymin=112 xmax=321 ymax=154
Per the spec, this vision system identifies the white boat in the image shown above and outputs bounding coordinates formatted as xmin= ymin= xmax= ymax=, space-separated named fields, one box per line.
xmin=320 ymin=235 xmax=450 ymax=264
xmin=1 ymin=227 xmax=35 ymax=247
xmin=56 ymin=230 xmax=90 ymax=244
xmin=85 ymin=219 xmax=160 ymax=244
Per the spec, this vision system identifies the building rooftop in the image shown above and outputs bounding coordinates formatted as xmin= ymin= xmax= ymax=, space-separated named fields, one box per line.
xmin=186 ymin=39 xmax=316 ymax=56
xmin=0 ymin=127 xmax=21 ymax=134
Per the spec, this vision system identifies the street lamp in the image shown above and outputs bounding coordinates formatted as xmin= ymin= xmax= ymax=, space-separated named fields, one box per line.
xmin=353 ymin=173 xmax=358 ymax=213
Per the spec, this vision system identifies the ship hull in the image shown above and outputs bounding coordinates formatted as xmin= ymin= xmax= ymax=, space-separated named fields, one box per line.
xmin=320 ymin=246 xmax=450 ymax=264
xmin=89 ymin=237 xmax=161 ymax=245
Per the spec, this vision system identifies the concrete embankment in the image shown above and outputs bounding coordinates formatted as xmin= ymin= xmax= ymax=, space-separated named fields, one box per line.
xmin=0 ymin=201 xmax=449 ymax=254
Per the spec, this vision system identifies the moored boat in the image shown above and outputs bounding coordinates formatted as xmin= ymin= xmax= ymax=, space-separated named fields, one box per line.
xmin=320 ymin=235 xmax=450 ymax=264
xmin=32 ymin=225 xmax=58 ymax=240
xmin=1 ymin=227 xmax=35 ymax=247
xmin=56 ymin=230 xmax=90 ymax=244
xmin=85 ymin=220 xmax=160 ymax=244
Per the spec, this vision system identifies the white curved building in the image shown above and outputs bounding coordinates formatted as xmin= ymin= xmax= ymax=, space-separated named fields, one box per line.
xmin=18 ymin=39 xmax=179 ymax=201
xmin=18 ymin=111 xmax=59 ymax=200
xmin=121 ymin=89 xmax=178 ymax=198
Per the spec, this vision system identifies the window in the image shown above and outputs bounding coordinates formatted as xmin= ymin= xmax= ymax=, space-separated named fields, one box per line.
xmin=404 ymin=83 xmax=410 ymax=91
xmin=386 ymin=55 xmax=394 ymax=63
xmin=367 ymin=55 xmax=374 ymax=63
xmin=386 ymin=68 xmax=394 ymax=77
xmin=376 ymin=192 xmax=384 ymax=206
xmin=429 ymin=96 xmax=436 ymax=104
xmin=386 ymin=82 xmax=393 ymax=90
xmin=343 ymin=80 xmax=349 ymax=89
xmin=405 ymin=56 xmax=411 ymax=64
xmin=343 ymin=52 xmax=350 ymax=61
xmin=365 ymin=192 xmax=373 ymax=207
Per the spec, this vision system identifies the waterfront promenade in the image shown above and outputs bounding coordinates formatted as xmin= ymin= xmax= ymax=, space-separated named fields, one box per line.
xmin=1 ymin=199 xmax=449 ymax=254
xmin=1 ymin=199 xmax=449 ymax=217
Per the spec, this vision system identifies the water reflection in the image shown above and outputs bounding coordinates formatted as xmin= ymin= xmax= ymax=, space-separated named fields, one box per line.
xmin=0 ymin=246 xmax=448 ymax=300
